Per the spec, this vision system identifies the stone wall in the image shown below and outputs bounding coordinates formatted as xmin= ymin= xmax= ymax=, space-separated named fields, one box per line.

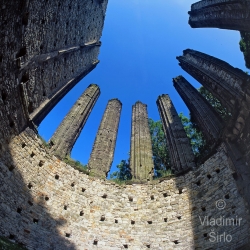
xmin=0 ymin=128 xmax=249 ymax=249
xmin=0 ymin=0 xmax=108 ymax=141
xmin=88 ymin=99 xmax=122 ymax=178
xmin=189 ymin=0 xmax=250 ymax=32
xmin=130 ymin=102 xmax=154 ymax=181
xmin=173 ymin=76 xmax=224 ymax=144
xmin=157 ymin=94 xmax=196 ymax=174
xmin=177 ymin=49 xmax=250 ymax=115
xmin=50 ymin=84 xmax=100 ymax=159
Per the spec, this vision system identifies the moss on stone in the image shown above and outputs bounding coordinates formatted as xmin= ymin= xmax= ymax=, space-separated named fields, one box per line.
xmin=0 ymin=236 xmax=27 ymax=250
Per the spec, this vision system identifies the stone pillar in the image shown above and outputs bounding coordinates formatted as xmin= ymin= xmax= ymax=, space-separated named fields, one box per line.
xmin=188 ymin=0 xmax=250 ymax=32
xmin=130 ymin=101 xmax=154 ymax=181
xmin=177 ymin=49 xmax=249 ymax=115
xmin=173 ymin=76 xmax=224 ymax=143
xmin=157 ymin=94 xmax=196 ymax=174
xmin=88 ymin=99 xmax=122 ymax=178
xmin=50 ymin=84 xmax=100 ymax=159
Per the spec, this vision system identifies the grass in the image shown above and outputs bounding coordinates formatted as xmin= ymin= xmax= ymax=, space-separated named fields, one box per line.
xmin=63 ymin=156 xmax=89 ymax=175
xmin=0 ymin=236 xmax=27 ymax=250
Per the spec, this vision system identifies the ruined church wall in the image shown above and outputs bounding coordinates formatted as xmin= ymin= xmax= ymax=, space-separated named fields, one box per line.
xmin=0 ymin=0 xmax=108 ymax=141
xmin=0 ymin=129 xmax=249 ymax=249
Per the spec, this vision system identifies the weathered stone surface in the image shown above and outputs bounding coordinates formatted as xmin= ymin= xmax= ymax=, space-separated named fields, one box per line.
xmin=130 ymin=101 xmax=154 ymax=181
xmin=0 ymin=0 xmax=108 ymax=141
xmin=173 ymin=76 xmax=224 ymax=143
xmin=88 ymin=99 xmax=122 ymax=178
xmin=0 ymin=128 xmax=249 ymax=249
xmin=157 ymin=94 xmax=196 ymax=174
xmin=177 ymin=49 xmax=250 ymax=115
xmin=189 ymin=0 xmax=250 ymax=32
xmin=50 ymin=84 xmax=100 ymax=158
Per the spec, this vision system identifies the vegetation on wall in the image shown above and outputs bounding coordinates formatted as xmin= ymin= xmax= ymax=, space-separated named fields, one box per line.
xmin=0 ymin=236 xmax=27 ymax=250
xmin=63 ymin=157 xmax=89 ymax=174
xmin=239 ymin=31 xmax=250 ymax=69
xmin=198 ymin=86 xmax=231 ymax=120
xmin=179 ymin=112 xmax=205 ymax=157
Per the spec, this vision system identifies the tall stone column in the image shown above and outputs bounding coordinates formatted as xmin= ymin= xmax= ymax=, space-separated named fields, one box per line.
xmin=49 ymin=84 xmax=100 ymax=159
xmin=157 ymin=94 xmax=196 ymax=174
xmin=173 ymin=76 xmax=224 ymax=143
xmin=177 ymin=49 xmax=249 ymax=115
xmin=188 ymin=0 xmax=250 ymax=32
xmin=88 ymin=99 xmax=122 ymax=178
xmin=130 ymin=101 xmax=154 ymax=181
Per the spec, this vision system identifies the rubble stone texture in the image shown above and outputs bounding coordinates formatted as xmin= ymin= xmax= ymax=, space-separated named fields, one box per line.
xmin=50 ymin=84 xmax=100 ymax=159
xmin=157 ymin=94 xmax=196 ymax=174
xmin=177 ymin=49 xmax=250 ymax=115
xmin=130 ymin=101 xmax=154 ymax=181
xmin=0 ymin=128 xmax=249 ymax=249
xmin=173 ymin=76 xmax=224 ymax=143
xmin=88 ymin=99 xmax=122 ymax=178
xmin=0 ymin=0 xmax=108 ymax=141
xmin=188 ymin=0 xmax=250 ymax=32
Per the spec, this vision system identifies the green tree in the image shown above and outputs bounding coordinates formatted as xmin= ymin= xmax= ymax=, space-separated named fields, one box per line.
xmin=198 ymin=86 xmax=231 ymax=120
xmin=179 ymin=112 xmax=205 ymax=157
xmin=148 ymin=118 xmax=171 ymax=177
xmin=110 ymin=159 xmax=132 ymax=181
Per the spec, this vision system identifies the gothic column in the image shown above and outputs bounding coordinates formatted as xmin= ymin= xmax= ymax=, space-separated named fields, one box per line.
xmin=49 ymin=84 xmax=100 ymax=159
xmin=130 ymin=101 xmax=154 ymax=181
xmin=188 ymin=0 xmax=250 ymax=32
xmin=157 ymin=94 xmax=196 ymax=174
xmin=88 ymin=99 xmax=122 ymax=178
xmin=177 ymin=49 xmax=249 ymax=115
xmin=173 ymin=76 xmax=224 ymax=143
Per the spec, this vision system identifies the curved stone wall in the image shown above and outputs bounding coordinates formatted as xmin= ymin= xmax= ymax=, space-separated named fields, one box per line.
xmin=0 ymin=128 xmax=249 ymax=249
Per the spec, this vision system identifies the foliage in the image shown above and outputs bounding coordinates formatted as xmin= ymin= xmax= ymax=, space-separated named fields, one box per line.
xmin=63 ymin=157 xmax=89 ymax=174
xmin=198 ymin=86 xmax=231 ymax=120
xmin=37 ymin=135 xmax=50 ymax=148
xmin=239 ymin=31 xmax=250 ymax=69
xmin=179 ymin=112 xmax=205 ymax=157
xmin=148 ymin=118 xmax=171 ymax=177
xmin=110 ymin=160 xmax=132 ymax=181
xmin=0 ymin=236 xmax=27 ymax=250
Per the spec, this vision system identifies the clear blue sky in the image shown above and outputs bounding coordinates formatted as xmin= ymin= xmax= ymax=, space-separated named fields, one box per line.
xmin=39 ymin=0 xmax=247 ymax=176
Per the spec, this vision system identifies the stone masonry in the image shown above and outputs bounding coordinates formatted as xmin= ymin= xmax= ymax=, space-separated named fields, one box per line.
xmin=50 ymin=84 xmax=100 ymax=159
xmin=188 ymin=0 xmax=250 ymax=32
xmin=157 ymin=94 xmax=196 ymax=174
xmin=88 ymin=99 xmax=122 ymax=179
xmin=130 ymin=101 xmax=154 ymax=181
xmin=177 ymin=49 xmax=250 ymax=115
xmin=0 ymin=128 xmax=249 ymax=249
xmin=0 ymin=0 xmax=108 ymax=141
xmin=173 ymin=76 xmax=224 ymax=144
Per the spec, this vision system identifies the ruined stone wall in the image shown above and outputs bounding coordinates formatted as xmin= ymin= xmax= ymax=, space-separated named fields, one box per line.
xmin=189 ymin=0 xmax=250 ymax=32
xmin=130 ymin=102 xmax=154 ymax=181
xmin=0 ymin=0 xmax=108 ymax=141
xmin=88 ymin=99 xmax=122 ymax=179
xmin=173 ymin=76 xmax=224 ymax=144
xmin=157 ymin=94 xmax=196 ymax=174
xmin=177 ymin=49 xmax=250 ymax=115
xmin=50 ymin=84 xmax=100 ymax=159
xmin=0 ymin=128 xmax=249 ymax=249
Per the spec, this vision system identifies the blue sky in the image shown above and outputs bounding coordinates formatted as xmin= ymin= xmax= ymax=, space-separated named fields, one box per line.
xmin=39 ymin=0 xmax=247 ymax=176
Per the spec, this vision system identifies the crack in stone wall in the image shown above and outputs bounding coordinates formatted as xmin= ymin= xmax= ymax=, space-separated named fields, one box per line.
xmin=130 ymin=101 xmax=154 ymax=181
xmin=88 ymin=99 xmax=122 ymax=178
xmin=50 ymin=84 xmax=100 ymax=159
xmin=157 ymin=94 xmax=196 ymax=174
xmin=189 ymin=0 xmax=250 ymax=32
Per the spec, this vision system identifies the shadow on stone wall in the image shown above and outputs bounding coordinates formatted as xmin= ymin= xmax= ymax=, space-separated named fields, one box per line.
xmin=0 ymin=133 xmax=76 ymax=250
